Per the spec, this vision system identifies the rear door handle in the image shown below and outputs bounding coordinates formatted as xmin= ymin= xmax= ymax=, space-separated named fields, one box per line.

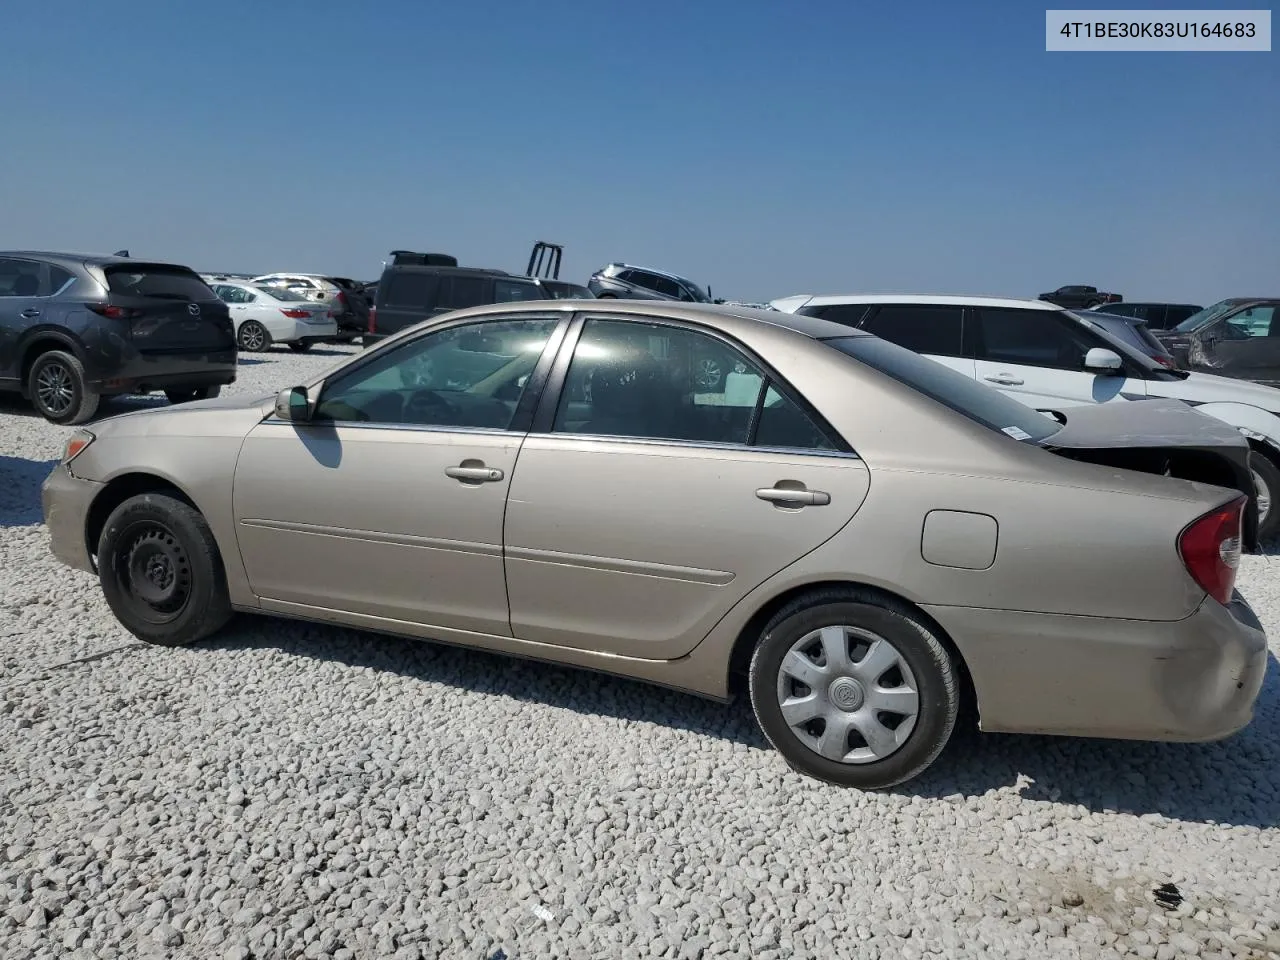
xmin=445 ymin=464 xmax=504 ymax=483
xmin=756 ymin=487 xmax=831 ymax=507
xmin=984 ymin=374 xmax=1024 ymax=386
xmin=20 ymin=309 xmax=40 ymax=319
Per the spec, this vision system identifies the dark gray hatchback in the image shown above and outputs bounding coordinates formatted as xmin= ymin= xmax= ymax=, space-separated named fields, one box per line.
xmin=0 ymin=252 xmax=237 ymax=423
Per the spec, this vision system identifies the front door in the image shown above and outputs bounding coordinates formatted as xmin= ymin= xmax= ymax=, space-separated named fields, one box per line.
xmin=232 ymin=314 xmax=564 ymax=634
xmin=503 ymin=315 xmax=870 ymax=659
xmin=1191 ymin=306 xmax=1280 ymax=385
xmin=970 ymin=305 xmax=1145 ymax=408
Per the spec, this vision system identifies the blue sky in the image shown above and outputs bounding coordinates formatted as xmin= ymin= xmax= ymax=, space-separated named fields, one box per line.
xmin=1 ymin=0 xmax=1276 ymax=303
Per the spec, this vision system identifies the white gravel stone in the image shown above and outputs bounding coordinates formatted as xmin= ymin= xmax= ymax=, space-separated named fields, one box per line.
xmin=1 ymin=344 xmax=1279 ymax=958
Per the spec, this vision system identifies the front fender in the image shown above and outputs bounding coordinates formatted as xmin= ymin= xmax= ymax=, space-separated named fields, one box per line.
xmin=1191 ymin=402 xmax=1280 ymax=451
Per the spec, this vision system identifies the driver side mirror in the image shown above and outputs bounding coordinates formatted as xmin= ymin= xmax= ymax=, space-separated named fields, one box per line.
xmin=1083 ymin=347 xmax=1123 ymax=374
xmin=275 ymin=386 xmax=314 ymax=422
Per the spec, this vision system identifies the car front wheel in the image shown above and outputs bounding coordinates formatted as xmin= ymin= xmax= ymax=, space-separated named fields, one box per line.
xmin=97 ymin=493 xmax=233 ymax=647
xmin=749 ymin=589 xmax=960 ymax=789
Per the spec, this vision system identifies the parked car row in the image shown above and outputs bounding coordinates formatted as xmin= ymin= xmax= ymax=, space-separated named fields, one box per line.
xmin=42 ymin=296 xmax=1268 ymax=790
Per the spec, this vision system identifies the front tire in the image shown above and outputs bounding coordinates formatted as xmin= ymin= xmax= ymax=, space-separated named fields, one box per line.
xmin=1249 ymin=450 xmax=1280 ymax=541
xmin=97 ymin=493 xmax=232 ymax=647
xmin=749 ymin=589 xmax=959 ymax=789
xmin=27 ymin=350 xmax=100 ymax=425
xmin=237 ymin=320 xmax=272 ymax=352
xmin=164 ymin=385 xmax=221 ymax=405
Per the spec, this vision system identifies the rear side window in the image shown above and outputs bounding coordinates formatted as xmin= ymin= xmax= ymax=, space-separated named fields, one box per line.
xmin=438 ymin=276 xmax=489 ymax=310
xmin=104 ymin=265 xmax=216 ymax=301
xmin=861 ymin=305 xmax=964 ymax=356
xmin=494 ymin=279 xmax=543 ymax=303
xmin=382 ymin=272 xmax=435 ymax=309
xmin=0 ymin=257 xmax=45 ymax=297
xmin=827 ymin=336 xmax=1061 ymax=443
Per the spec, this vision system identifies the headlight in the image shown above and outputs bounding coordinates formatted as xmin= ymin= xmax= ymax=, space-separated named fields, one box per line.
xmin=62 ymin=430 xmax=94 ymax=464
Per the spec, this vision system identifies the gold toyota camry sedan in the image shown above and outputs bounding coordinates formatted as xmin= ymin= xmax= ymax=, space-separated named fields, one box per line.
xmin=43 ymin=301 xmax=1268 ymax=788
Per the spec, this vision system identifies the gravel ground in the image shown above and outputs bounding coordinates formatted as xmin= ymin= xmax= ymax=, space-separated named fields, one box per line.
xmin=2 ymin=345 xmax=1278 ymax=960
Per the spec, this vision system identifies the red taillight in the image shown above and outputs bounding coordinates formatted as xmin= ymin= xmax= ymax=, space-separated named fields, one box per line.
xmin=1179 ymin=496 xmax=1245 ymax=605
xmin=280 ymin=309 xmax=312 ymax=319
xmin=87 ymin=304 xmax=141 ymax=320
xmin=336 ymin=291 xmax=347 ymax=306
xmin=368 ymin=306 xmax=377 ymax=333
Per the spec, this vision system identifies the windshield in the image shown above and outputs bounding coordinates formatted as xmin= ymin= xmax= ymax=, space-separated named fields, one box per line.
xmin=1175 ymin=298 xmax=1244 ymax=332
xmin=257 ymin=285 xmax=310 ymax=302
xmin=1062 ymin=310 xmax=1182 ymax=377
xmin=826 ymin=335 xmax=1062 ymax=443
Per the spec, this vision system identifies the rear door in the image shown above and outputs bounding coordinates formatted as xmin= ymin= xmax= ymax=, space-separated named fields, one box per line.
xmin=101 ymin=264 xmax=234 ymax=353
xmin=503 ymin=314 xmax=869 ymax=659
xmin=0 ymin=257 xmax=54 ymax=383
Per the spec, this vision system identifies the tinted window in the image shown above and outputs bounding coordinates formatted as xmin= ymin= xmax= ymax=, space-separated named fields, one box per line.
xmin=804 ymin=304 xmax=870 ymax=326
xmin=975 ymin=307 xmax=1095 ymax=369
xmin=648 ymin=275 xmax=683 ymax=298
xmin=1161 ymin=305 xmax=1199 ymax=329
xmin=104 ymin=265 xmax=216 ymax=301
xmin=49 ymin=266 xmax=73 ymax=294
xmin=552 ymin=318 xmax=831 ymax=450
xmin=315 ymin=317 xmax=559 ymax=428
xmin=828 ymin=336 xmax=1061 ymax=442
xmin=382 ymin=272 xmax=434 ymax=308
xmin=438 ymin=276 xmax=489 ymax=310
xmin=0 ymin=258 xmax=42 ymax=297
xmin=494 ymin=279 xmax=543 ymax=303
xmin=861 ymin=305 xmax=964 ymax=356
xmin=1098 ymin=303 xmax=1139 ymax=318
xmin=541 ymin=281 xmax=594 ymax=300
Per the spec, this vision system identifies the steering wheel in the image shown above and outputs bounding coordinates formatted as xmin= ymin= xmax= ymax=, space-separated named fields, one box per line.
xmin=404 ymin=389 xmax=459 ymax=424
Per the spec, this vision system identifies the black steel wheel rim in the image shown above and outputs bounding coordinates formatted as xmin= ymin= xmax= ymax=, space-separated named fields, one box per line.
xmin=113 ymin=521 xmax=193 ymax=625
xmin=35 ymin=361 xmax=75 ymax=416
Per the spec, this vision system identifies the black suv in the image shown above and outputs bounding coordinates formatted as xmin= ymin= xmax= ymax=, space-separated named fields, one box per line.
xmin=365 ymin=253 xmax=545 ymax=346
xmin=0 ymin=252 xmax=236 ymax=424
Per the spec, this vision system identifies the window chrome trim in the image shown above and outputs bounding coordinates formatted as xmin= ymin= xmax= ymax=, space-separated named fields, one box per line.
xmin=525 ymin=430 xmax=862 ymax=460
xmin=261 ymin=418 xmax=519 ymax=437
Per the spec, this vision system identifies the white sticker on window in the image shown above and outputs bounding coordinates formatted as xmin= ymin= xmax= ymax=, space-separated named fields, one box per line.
xmin=1002 ymin=426 xmax=1032 ymax=440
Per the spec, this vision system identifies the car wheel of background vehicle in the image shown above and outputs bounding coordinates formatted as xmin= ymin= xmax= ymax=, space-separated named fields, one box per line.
xmin=694 ymin=357 xmax=724 ymax=391
xmin=288 ymin=341 xmax=313 ymax=353
xmin=164 ymin=385 xmax=222 ymax=405
xmin=97 ymin=493 xmax=232 ymax=647
xmin=1248 ymin=450 xmax=1280 ymax=540
xmin=237 ymin=321 xmax=271 ymax=352
xmin=749 ymin=588 xmax=959 ymax=789
xmin=27 ymin=350 xmax=100 ymax=425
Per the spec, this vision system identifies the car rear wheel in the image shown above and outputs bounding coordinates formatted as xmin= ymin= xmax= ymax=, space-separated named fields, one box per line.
xmin=749 ymin=589 xmax=960 ymax=789
xmin=1249 ymin=450 xmax=1280 ymax=541
xmin=97 ymin=493 xmax=232 ymax=647
xmin=27 ymin=350 xmax=100 ymax=425
xmin=288 ymin=341 xmax=313 ymax=353
xmin=237 ymin=321 xmax=271 ymax=352
xmin=164 ymin=386 xmax=221 ymax=405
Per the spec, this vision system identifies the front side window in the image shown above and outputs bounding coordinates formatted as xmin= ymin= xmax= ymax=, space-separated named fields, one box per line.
xmin=552 ymin=318 xmax=835 ymax=451
xmin=974 ymin=307 xmax=1096 ymax=369
xmin=1220 ymin=305 xmax=1279 ymax=339
xmin=803 ymin=303 xmax=871 ymax=327
xmin=860 ymin=305 xmax=964 ymax=357
xmin=314 ymin=317 xmax=560 ymax=428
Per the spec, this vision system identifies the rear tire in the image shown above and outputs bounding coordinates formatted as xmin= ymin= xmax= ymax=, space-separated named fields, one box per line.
xmin=237 ymin=321 xmax=272 ymax=352
xmin=749 ymin=588 xmax=959 ymax=789
xmin=1249 ymin=450 xmax=1280 ymax=541
xmin=164 ymin=385 xmax=221 ymax=405
xmin=288 ymin=341 xmax=313 ymax=353
xmin=27 ymin=350 xmax=100 ymax=425
xmin=97 ymin=493 xmax=232 ymax=647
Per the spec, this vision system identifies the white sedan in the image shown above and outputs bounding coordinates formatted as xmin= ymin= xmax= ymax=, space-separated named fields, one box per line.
xmin=207 ymin=281 xmax=338 ymax=353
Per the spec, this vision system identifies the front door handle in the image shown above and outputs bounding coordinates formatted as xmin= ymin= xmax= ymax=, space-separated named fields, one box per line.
xmin=756 ymin=486 xmax=831 ymax=507
xmin=20 ymin=309 xmax=40 ymax=319
xmin=984 ymin=374 xmax=1024 ymax=386
xmin=445 ymin=464 xmax=504 ymax=483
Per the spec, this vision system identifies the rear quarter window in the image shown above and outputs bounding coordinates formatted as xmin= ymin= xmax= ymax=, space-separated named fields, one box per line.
xmin=382 ymin=272 xmax=435 ymax=309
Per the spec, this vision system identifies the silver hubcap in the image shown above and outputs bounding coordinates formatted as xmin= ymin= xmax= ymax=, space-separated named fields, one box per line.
xmin=241 ymin=324 xmax=264 ymax=350
xmin=776 ymin=625 xmax=920 ymax=765
xmin=36 ymin=363 xmax=74 ymax=415
xmin=1253 ymin=468 xmax=1271 ymax=524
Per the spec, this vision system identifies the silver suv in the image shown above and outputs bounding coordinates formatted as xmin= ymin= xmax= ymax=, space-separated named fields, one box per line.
xmin=588 ymin=262 xmax=713 ymax=303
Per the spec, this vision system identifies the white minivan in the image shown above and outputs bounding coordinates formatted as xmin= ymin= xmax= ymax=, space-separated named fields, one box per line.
xmin=770 ymin=294 xmax=1280 ymax=539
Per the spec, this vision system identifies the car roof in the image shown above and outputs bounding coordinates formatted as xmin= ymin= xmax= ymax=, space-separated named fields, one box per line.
xmin=775 ymin=293 xmax=1064 ymax=312
xmin=434 ymin=299 xmax=867 ymax=342
xmin=0 ymin=250 xmax=194 ymax=270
